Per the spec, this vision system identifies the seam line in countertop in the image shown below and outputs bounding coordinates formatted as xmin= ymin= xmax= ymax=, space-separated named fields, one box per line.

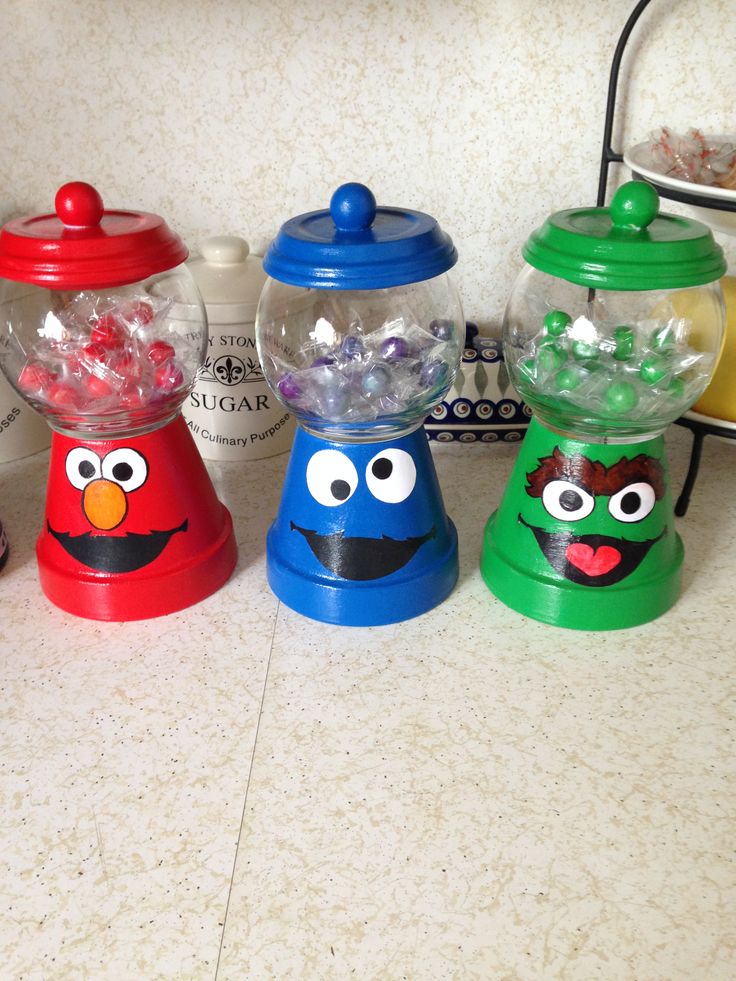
xmin=214 ymin=600 xmax=280 ymax=979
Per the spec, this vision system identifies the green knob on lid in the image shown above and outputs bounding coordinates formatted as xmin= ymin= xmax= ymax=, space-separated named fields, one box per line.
xmin=609 ymin=181 xmax=659 ymax=231
xmin=521 ymin=180 xmax=726 ymax=291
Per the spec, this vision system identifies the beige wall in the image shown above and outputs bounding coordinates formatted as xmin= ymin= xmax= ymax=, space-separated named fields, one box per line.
xmin=2 ymin=0 xmax=733 ymax=328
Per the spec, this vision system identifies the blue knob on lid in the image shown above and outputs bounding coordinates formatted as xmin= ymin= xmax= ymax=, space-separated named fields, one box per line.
xmin=263 ymin=182 xmax=458 ymax=290
xmin=330 ymin=183 xmax=377 ymax=231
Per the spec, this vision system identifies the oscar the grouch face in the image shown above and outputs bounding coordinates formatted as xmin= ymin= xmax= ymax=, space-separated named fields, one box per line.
xmin=519 ymin=447 xmax=667 ymax=587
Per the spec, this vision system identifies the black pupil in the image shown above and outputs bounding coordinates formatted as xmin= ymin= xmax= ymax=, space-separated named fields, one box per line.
xmin=372 ymin=458 xmax=393 ymax=480
xmin=78 ymin=460 xmax=96 ymax=479
xmin=331 ymin=479 xmax=351 ymax=501
xmin=559 ymin=489 xmax=583 ymax=512
xmin=112 ymin=462 xmax=134 ymax=482
xmin=620 ymin=490 xmax=641 ymax=515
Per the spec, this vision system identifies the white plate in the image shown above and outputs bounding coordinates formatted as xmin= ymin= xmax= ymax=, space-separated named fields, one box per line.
xmin=624 ymin=137 xmax=736 ymax=201
xmin=684 ymin=407 xmax=736 ymax=428
xmin=624 ymin=137 xmax=736 ymax=237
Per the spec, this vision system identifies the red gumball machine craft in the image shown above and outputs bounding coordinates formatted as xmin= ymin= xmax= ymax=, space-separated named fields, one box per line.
xmin=0 ymin=182 xmax=237 ymax=620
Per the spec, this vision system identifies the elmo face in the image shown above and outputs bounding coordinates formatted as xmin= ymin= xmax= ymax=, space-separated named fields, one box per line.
xmin=48 ymin=444 xmax=187 ymax=573
xmin=519 ymin=447 xmax=667 ymax=587
xmin=40 ymin=422 xmax=211 ymax=585
xmin=34 ymin=415 xmax=236 ymax=621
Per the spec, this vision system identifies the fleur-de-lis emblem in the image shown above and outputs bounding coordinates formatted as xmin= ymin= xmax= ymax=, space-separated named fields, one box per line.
xmin=214 ymin=355 xmax=245 ymax=386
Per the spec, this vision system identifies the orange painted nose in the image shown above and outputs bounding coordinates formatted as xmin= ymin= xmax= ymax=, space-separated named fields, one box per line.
xmin=83 ymin=479 xmax=127 ymax=530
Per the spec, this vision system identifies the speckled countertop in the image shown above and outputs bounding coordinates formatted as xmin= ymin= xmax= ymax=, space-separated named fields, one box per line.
xmin=0 ymin=424 xmax=733 ymax=980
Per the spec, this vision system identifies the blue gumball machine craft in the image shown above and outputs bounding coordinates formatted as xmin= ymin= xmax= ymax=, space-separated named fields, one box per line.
xmin=255 ymin=183 xmax=464 ymax=625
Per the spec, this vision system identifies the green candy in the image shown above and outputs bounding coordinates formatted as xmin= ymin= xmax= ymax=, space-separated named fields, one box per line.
xmin=554 ymin=366 xmax=583 ymax=392
xmin=572 ymin=340 xmax=599 ymax=361
xmin=640 ymin=356 xmax=668 ymax=385
xmin=651 ymin=325 xmax=675 ymax=351
xmin=667 ymin=376 xmax=686 ymax=399
xmin=613 ymin=325 xmax=635 ymax=362
xmin=543 ymin=310 xmax=572 ymax=337
xmin=580 ymin=359 xmax=604 ymax=374
xmin=605 ymin=381 xmax=639 ymax=414
xmin=518 ymin=357 xmax=537 ymax=382
xmin=536 ymin=344 xmax=566 ymax=375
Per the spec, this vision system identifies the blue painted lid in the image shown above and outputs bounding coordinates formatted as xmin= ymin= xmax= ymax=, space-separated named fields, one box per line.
xmin=263 ymin=182 xmax=458 ymax=290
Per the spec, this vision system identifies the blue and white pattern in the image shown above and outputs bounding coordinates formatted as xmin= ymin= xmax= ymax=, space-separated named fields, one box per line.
xmin=425 ymin=336 xmax=531 ymax=443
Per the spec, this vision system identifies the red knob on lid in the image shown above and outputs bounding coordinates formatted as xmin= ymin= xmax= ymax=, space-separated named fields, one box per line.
xmin=55 ymin=182 xmax=104 ymax=228
xmin=0 ymin=181 xmax=188 ymax=289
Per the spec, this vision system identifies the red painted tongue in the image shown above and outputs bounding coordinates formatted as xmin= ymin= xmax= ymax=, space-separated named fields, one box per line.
xmin=566 ymin=542 xmax=621 ymax=577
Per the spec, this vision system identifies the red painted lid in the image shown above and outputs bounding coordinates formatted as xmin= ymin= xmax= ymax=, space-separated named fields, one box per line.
xmin=0 ymin=182 xmax=188 ymax=289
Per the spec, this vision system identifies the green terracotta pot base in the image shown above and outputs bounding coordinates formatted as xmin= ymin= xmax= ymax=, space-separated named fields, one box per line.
xmin=481 ymin=512 xmax=683 ymax=630
xmin=479 ymin=416 xmax=685 ymax=630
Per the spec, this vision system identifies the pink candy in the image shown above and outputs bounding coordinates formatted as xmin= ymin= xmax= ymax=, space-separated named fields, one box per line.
xmin=19 ymin=362 xmax=56 ymax=395
xmin=147 ymin=340 xmax=176 ymax=366
xmin=17 ymin=295 xmax=189 ymax=417
xmin=154 ymin=360 xmax=184 ymax=394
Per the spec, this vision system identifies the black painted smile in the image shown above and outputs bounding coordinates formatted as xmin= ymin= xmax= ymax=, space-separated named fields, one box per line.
xmin=519 ymin=515 xmax=665 ymax=587
xmin=48 ymin=519 xmax=188 ymax=573
xmin=290 ymin=521 xmax=436 ymax=580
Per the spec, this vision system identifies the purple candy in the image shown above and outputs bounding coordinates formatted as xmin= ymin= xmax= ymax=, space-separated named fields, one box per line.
xmin=321 ymin=387 xmax=349 ymax=416
xmin=341 ymin=335 xmax=365 ymax=361
xmin=311 ymin=355 xmax=337 ymax=368
xmin=278 ymin=372 xmax=302 ymax=401
xmin=361 ymin=364 xmax=391 ymax=397
xmin=429 ymin=319 xmax=453 ymax=342
xmin=380 ymin=336 xmax=410 ymax=361
xmin=420 ymin=359 xmax=448 ymax=388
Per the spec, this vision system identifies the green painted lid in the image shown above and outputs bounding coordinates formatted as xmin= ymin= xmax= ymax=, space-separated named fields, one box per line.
xmin=522 ymin=180 xmax=726 ymax=291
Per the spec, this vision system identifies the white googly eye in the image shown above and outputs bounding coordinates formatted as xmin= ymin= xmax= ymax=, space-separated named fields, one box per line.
xmin=65 ymin=447 xmax=102 ymax=490
xmin=306 ymin=450 xmax=358 ymax=507
xmin=365 ymin=448 xmax=416 ymax=504
xmin=101 ymin=448 xmax=148 ymax=492
xmin=541 ymin=479 xmax=595 ymax=522
xmin=608 ymin=482 xmax=656 ymax=523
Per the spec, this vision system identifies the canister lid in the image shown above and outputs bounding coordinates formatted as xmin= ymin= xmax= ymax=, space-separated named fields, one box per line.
xmin=523 ymin=180 xmax=726 ymax=291
xmin=187 ymin=235 xmax=267 ymax=318
xmin=0 ymin=181 xmax=188 ymax=289
xmin=263 ymin=182 xmax=458 ymax=290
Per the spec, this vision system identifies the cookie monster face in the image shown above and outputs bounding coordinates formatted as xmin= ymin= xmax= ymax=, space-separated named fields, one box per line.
xmin=519 ymin=446 xmax=667 ymax=587
xmin=274 ymin=430 xmax=449 ymax=585
xmin=294 ymin=445 xmax=437 ymax=580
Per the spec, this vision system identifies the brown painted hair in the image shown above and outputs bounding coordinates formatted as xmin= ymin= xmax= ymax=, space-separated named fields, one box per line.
xmin=526 ymin=446 xmax=666 ymax=499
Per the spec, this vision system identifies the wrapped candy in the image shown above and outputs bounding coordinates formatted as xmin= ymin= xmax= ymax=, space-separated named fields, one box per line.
xmin=264 ymin=314 xmax=459 ymax=426
xmin=15 ymin=290 xmax=193 ymax=425
xmin=511 ymin=304 xmax=714 ymax=427
xmin=646 ymin=127 xmax=736 ymax=188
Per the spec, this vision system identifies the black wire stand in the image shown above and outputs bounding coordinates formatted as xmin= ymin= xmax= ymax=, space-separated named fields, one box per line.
xmin=597 ymin=0 xmax=735 ymax=516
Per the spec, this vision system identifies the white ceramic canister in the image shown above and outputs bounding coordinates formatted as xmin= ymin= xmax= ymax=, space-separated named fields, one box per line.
xmin=183 ymin=236 xmax=294 ymax=460
xmin=0 ymin=370 xmax=50 ymax=463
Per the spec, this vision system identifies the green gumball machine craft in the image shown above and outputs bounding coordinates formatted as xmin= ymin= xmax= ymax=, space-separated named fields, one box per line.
xmin=481 ymin=181 xmax=726 ymax=630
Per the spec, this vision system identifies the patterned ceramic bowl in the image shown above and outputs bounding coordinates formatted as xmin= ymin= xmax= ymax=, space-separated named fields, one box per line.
xmin=425 ymin=324 xmax=530 ymax=442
